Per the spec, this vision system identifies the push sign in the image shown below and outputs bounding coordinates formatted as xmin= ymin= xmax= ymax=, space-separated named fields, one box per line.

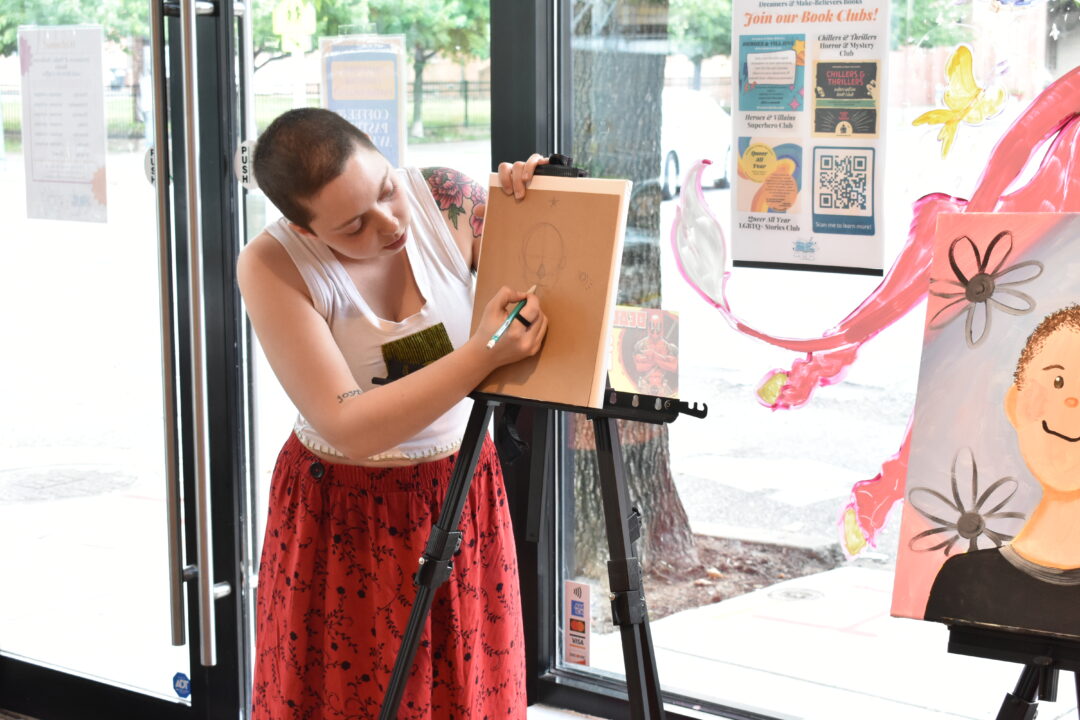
xmin=173 ymin=671 xmax=192 ymax=698
xmin=234 ymin=140 xmax=259 ymax=191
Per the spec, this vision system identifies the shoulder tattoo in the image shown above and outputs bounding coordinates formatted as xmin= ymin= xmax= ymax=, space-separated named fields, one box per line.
xmin=422 ymin=166 xmax=488 ymax=238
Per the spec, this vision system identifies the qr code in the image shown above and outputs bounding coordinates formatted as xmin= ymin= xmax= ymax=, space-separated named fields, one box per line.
xmin=813 ymin=148 xmax=873 ymax=216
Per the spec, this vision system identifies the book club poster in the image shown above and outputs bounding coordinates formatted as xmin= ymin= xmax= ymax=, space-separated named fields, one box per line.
xmin=731 ymin=0 xmax=887 ymax=272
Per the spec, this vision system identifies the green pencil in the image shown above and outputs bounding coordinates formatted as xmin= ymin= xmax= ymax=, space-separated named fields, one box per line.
xmin=486 ymin=285 xmax=538 ymax=348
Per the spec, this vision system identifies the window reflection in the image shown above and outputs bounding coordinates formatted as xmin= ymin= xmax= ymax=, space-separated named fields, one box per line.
xmin=561 ymin=0 xmax=1079 ymax=716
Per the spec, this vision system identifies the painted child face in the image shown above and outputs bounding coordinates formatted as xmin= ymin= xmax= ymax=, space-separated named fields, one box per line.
xmin=297 ymin=147 xmax=410 ymax=262
xmin=1006 ymin=327 xmax=1080 ymax=494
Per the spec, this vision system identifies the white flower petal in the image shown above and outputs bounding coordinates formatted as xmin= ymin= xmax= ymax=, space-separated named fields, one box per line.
xmin=989 ymin=288 xmax=1036 ymax=315
xmin=928 ymin=297 xmax=970 ymax=330
xmin=974 ymin=476 xmax=1020 ymax=515
xmin=994 ymin=260 xmax=1043 ymax=286
xmin=908 ymin=486 xmax=960 ymax=525
xmin=966 ymin=301 xmax=991 ymax=347
xmin=982 ymin=230 xmax=1014 ymax=275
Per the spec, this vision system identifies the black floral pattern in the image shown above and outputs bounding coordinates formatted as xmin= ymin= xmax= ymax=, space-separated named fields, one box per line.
xmin=253 ymin=433 xmax=526 ymax=719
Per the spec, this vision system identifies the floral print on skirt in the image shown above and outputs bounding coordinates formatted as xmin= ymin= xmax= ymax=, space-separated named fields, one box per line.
xmin=253 ymin=432 xmax=526 ymax=720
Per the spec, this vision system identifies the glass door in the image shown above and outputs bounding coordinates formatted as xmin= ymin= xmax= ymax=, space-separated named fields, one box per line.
xmin=0 ymin=0 xmax=251 ymax=717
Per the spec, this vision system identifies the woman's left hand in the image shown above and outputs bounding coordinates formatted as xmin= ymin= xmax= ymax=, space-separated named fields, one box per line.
xmin=497 ymin=153 xmax=549 ymax=200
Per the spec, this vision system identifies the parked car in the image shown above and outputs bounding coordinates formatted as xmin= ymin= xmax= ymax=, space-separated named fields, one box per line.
xmin=104 ymin=66 xmax=126 ymax=90
xmin=660 ymin=87 xmax=732 ymax=200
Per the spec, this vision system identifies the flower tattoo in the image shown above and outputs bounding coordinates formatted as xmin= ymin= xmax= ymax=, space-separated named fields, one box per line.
xmin=907 ymin=447 xmax=1025 ymax=555
xmin=928 ymin=230 xmax=1043 ymax=347
xmin=423 ymin=167 xmax=487 ymax=238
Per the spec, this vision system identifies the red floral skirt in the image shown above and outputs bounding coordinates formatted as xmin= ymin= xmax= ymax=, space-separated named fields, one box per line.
xmin=252 ymin=432 xmax=526 ymax=720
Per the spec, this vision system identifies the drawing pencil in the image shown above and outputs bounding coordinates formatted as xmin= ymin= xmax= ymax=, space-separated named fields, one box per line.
xmin=486 ymin=285 xmax=538 ymax=348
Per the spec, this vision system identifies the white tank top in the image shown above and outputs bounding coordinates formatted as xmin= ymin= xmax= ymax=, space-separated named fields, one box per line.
xmin=264 ymin=167 xmax=474 ymax=462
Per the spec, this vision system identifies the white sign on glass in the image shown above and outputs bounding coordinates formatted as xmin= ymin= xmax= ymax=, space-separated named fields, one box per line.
xmin=19 ymin=25 xmax=108 ymax=223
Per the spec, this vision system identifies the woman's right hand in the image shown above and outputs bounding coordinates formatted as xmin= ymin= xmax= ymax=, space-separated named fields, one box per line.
xmin=497 ymin=154 xmax=549 ymax=200
xmin=471 ymin=285 xmax=548 ymax=369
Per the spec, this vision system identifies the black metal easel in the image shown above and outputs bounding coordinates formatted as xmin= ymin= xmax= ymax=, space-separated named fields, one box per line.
xmin=947 ymin=626 xmax=1080 ymax=719
xmin=376 ymin=388 xmax=707 ymax=720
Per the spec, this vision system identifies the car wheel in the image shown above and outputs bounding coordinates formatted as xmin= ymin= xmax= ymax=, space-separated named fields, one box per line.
xmin=661 ymin=151 xmax=680 ymax=200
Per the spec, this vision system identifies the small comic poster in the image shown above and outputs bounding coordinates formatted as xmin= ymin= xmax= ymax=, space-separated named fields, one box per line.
xmin=738 ymin=34 xmax=806 ymax=113
xmin=736 ymin=137 xmax=802 ymax=215
xmin=731 ymin=0 xmax=888 ymax=273
xmin=607 ymin=306 xmax=679 ymax=398
xmin=813 ymin=61 xmax=879 ymax=137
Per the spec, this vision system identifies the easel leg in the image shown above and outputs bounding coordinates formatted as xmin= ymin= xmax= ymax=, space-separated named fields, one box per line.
xmin=379 ymin=400 xmax=495 ymax=720
xmin=997 ymin=662 xmax=1045 ymax=720
xmin=1074 ymin=670 xmax=1080 ymax=720
xmin=592 ymin=416 xmax=666 ymax=720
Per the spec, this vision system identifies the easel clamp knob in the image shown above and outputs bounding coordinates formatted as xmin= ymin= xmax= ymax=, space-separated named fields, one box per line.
xmin=414 ymin=526 xmax=463 ymax=588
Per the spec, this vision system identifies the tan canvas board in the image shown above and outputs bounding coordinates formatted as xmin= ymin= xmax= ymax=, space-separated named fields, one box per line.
xmin=471 ymin=173 xmax=632 ymax=408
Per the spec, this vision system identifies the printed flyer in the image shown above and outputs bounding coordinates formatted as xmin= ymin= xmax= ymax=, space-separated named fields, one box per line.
xmin=732 ymin=0 xmax=887 ymax=273
xmin=321 ymin=35 xmax=407 ymax=168
xmin=18 ymin=26 xmax=108 ymax=223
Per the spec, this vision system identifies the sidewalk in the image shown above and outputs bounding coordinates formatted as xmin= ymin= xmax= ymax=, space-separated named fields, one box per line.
xmin=588 ymin=565 xmax=1079 ymax=719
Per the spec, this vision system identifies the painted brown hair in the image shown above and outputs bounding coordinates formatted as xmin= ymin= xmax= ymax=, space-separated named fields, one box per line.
xmin=1015 ymin=304 xmax=1080 ymax=387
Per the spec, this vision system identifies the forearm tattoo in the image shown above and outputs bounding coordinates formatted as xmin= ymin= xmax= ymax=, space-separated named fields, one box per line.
xmin=336 ymin=389 xmax=362 ymax=404
xmin=422 ymin=167 xmax=488 ymax=238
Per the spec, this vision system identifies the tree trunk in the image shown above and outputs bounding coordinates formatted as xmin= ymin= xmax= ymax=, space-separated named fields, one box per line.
xmin=131 ymin=36 xmax=147 ymax=128
xmin=411 ymin=47 xmax=425 ymax=138
xmin=569 ymin=33 xmax=699 ymax=581
xmin=571 ymin=418 xmax=697 ymax=579
xmin=692 ymin=58 xmax=703 ymax=91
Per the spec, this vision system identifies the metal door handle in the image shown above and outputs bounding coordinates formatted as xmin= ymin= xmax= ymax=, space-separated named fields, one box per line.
xmin=148 ymin=0 xmax=186 ymax=650
xmin=179 ymin=0 xmax=230 ymax=667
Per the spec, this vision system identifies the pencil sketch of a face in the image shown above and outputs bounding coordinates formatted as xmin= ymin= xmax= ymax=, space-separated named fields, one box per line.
xmin=521 ymin=222 xmax=566 ymax=290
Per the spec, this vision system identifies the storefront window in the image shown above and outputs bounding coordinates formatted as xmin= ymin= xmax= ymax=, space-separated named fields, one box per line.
xmin=245 ymin=1 xmax=493 ymax=549
xmin=558 ymin=0 xmax=1080 ymax=716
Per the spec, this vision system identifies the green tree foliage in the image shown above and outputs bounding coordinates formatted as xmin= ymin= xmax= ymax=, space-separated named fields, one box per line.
xmin=2 ymin=0 xmax=150 ymax=125
xmin=249 ymin=0 xmax=489 ymax=137
xmin=1 ymin=0 xmax=151 ymax=55
xmin=368 ymin=0 xmax=489 ymax=136
xmin=253 ymin=0 xmax=371 ymax=66
xmin=668 ymin=0 xmax=731 ymax=88
xmin=1 ymin=0 xmax=98 ymax=56
xmin=253 ymin=0 xmax=373 ymax=67
xmin=891 ymin=0 xmax=972 ymax=49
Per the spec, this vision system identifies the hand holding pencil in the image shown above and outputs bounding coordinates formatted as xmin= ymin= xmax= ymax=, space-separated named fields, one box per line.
xmin=487 ymin=284 xmax=538 ymax=348
xmin=473 ymin=285 xmax=547 ymax=366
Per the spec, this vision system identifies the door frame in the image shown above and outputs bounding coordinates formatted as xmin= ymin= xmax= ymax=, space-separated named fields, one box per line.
xmin=0 ymin=2 xmax=252 ymax=718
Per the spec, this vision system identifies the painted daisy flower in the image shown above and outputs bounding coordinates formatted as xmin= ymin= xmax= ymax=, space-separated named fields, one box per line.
xmin=908 ymin=447 xmax=1025 ymax=555
xmin=928 ymin=230 xmax=1043 ymax=347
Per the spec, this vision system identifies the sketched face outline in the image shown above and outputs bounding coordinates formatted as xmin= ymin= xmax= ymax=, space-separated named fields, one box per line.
xmin=1006 ymin=326 xmax=1080 ymax=494
xmin=520 ymin=222 xmax=565 ymax=289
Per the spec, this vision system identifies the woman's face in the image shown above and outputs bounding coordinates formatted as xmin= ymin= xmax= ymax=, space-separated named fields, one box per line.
xmin=1006 ymin=327 xmax=1080 ymax=495
xmin=298 ymin=147 xmax=411 ymax=262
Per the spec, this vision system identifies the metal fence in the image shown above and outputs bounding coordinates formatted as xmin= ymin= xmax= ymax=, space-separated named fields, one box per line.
xmin=0 ymin=80 xmax=492 ymax=143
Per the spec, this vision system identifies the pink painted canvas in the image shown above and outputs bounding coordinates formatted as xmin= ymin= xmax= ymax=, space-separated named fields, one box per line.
xmin=892 ymin=212 xmax=1080 ymax=640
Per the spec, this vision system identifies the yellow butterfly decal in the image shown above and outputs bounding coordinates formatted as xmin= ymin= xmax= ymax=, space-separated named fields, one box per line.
xmin=913 ymin=45 xmax=1007 ymax=157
